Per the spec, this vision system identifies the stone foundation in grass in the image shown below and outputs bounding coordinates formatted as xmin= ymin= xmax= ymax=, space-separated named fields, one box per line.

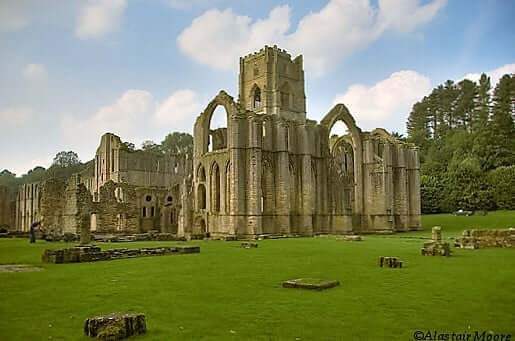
xmin=379 ymin=256 xmax=403 ymax=268
xmin=340 ymin=235 xmax=362 ymax=241
xmin=42 ymin=245 xmax=199 ymax=264
xmin=84 ymin=312 xmax=146 ymax=340
xmin=455 ymin=229 xmax=515 ymax=249
xmin=421 ymin=226 xmax=451 ymax=256
xmin=282 ymin=278 xmax=340 ymax=290
xmin=241 ymin=242 xmax=258 ymax=248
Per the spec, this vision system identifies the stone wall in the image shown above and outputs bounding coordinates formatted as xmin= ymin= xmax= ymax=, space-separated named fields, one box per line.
xmin=92 ymin=133 xmax=192 ymax=199
xmin=0 ymin=186 xmax=15 ymax=230
xmin=15 ymin=182 xmax=41 ymax=232
xmin=456 ymin=229 xmax=515 ymax=249
xmin=42 ymin=245 xmax=200 ymax=264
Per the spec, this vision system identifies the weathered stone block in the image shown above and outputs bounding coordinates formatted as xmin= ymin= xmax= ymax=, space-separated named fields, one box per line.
xmin=241 ymin=242 xmax=258 ymax=248
xmin=421 ymin=241 xmax=451 ymax=256
xmin=176 ymin=245 xmax=200 ymax=254
xmin=379 ymin=256 xmax=403 ymax=268
xmin=282 ymin=278 xmax=340 ymax=290
xmin=84 ymin=312 xmax=146 ymax=340
xmin=341 ymin=235 xmax=362 ymax=241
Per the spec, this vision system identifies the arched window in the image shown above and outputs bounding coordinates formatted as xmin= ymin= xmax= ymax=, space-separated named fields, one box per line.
xmin=208 ymin=106 xmax=228 ymax=152
xmin=197 ymin=184 xmax=206 ymax=210
xmin=197 ymin=165 xmax=206 ymax=182
xmin=211 ymin=163 xmax=220 ymax=212
xmin=253 ymin=86 xmax=261 ymax=109
xmin=225 ymin=162 xmax=231 ymax=213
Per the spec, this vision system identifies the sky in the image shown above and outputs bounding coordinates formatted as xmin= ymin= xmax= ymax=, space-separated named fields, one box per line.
xmin=0 ymin=0 xmax=514 ymax=176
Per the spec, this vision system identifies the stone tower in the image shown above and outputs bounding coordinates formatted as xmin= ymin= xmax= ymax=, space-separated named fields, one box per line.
xmin=238 ymin=45 xmax=306 ymax=122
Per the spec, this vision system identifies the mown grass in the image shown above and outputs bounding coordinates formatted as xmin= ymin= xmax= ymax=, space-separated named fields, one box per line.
xmin=0 ymin=211 xmax=514 ymax=340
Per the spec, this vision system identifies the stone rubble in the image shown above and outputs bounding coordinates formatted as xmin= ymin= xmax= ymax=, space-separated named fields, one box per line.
xmin=421 ymin=226 xmax=451 ymax=256
xmin=379 ymin=256 xmax=403 ymax=268
xmin=42 ymin=245 xmax=199 ymax=264
xmin=282 ymin=278 xmax=340 ymax=290
xmin=84 ymin=312 xmax=146 ymax=340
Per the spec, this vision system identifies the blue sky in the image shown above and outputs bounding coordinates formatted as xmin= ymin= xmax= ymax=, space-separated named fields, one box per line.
xmin=0 ymin=0 xmax=514 ymax=175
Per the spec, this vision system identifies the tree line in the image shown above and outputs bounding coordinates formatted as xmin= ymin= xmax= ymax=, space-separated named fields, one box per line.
xmin=407 ymin=73 xmax=515 ymax=213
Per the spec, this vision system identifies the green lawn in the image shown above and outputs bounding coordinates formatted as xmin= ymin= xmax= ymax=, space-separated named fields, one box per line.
xmin=0 ymin=211 xmax=514 ymax=340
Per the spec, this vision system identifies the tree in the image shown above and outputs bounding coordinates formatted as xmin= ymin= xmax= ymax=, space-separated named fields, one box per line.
xmin=160 ymin=132 xmax=193 ymax=156
xmin=52 ymin=151 xmax=80 ymax=168
xmin=488 ymin=74 xmax=515 ymax=168
xmin=472 ymin=73 xmax=491 ymax=130
xmin=141 ymin=140 xmax=162 ymax=155
xmin=121 ymin=142 xmax=135 ymax=151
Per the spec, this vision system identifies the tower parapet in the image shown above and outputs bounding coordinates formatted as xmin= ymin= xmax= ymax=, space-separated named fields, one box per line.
xmin=239 ymin=45 xmax=306 ymax=122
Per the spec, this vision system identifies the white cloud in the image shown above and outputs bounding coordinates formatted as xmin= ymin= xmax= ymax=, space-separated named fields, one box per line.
xmin=333 ymin=70 xmax=431 ymax=122
xmin=461 ymin=63 xmax=515 ymax=86
xmin=61 ymin=89 xmax=155 ymax=148
xmin=178 ymin=0 xmax=447 ymax=75
xmin=377 ymin=0 xmax=447 ymax=33
xmin=75 ymin=0 xmax=127 ymax=39
xmin=155 ymin=89 xmax=202 ymax=127
xmin=22 ymin=64 xmax=47 ymax=80
xmin=0 ymin=107 xmax=32 ymax=128
xmin=178 ymin=6 xmax=290 ymax=70
xmin=61 ymin=88 xmax=201 ymax=159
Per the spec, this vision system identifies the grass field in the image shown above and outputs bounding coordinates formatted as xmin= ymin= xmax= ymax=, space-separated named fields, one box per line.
xmin=0 ymin=211 xmax=514 ymax=340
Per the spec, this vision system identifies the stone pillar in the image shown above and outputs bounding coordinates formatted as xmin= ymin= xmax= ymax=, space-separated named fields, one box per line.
xmin=298 ymin=126 xmax=313 ymax=236
xmin=275 ymin=122 xmax=290 ymax=234
xmin=229 ymin=117 xmax=246 ymax=236
xmin=432 ymin=226 xmax=441 ymax=242
xmin=79 ymin=214 xmax=91 ymax=245
xmin=384 ymin=142 xmax=394 ymax=231
xmin=246 ymin=118 xmax=263 ymax=237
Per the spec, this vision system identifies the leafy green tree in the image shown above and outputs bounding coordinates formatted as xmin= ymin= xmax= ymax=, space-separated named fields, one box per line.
xmin=161 ymin=132 xmax=193 ymax=156
xmin=52 ymin=151 xmax=80 ymax=168
xmin=141 ymin=140 xmax=162 ymax=155
xmin=487 ymin=166 xmax=515 ymax=210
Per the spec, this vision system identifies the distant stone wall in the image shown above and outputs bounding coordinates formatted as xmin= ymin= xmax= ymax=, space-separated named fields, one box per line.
xmin=0 ymin=186 xmax=15 ymax=230
xmin=456 ymin=229 xmax=515 ymax=249
xmin=42 ymin=245 xmax=200 ymax=263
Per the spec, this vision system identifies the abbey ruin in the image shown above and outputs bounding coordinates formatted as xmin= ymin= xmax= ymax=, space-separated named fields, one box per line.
xmin=0 ymin=46 xmax=421 ymax=238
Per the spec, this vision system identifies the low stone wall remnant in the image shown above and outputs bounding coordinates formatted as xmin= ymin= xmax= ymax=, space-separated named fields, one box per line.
xmin=42 ymin=245 xmax=199 ymax=264
xmin=455 ymin=229 xmax=515 ymax=249
xmin=421 ymin=226 xmax=451 ymax=256
xmin=379 ymin=256 xmax=403 ymax=268
xmin=84 ymin=312 xmax=146 ymax=340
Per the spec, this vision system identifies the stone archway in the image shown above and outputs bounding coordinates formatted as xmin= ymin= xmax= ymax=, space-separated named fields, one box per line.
xmin=194 ymin=91 xmax=239 ymax=155
xmin=321 ymin=104 xmax=364 ymax=217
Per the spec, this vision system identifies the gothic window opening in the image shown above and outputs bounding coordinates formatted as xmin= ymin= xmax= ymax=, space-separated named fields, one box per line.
xmin=211 ymin=163 xmax=220 ymax=213
xmin=197 ymin=184 xmax=206 ymax=210
xmin=151 ymin=207 xmax=155 ymax=217
xmin=197 ymin=165 xmax=206 ymax=182
xmin=225 ymin=162 xmax=231 ymax=213
xmin=253 ymin=86 xmax=261 ymax=109
xmin=142 ymin=207 xmax=147 ymax=217
xmin=208 ymin=105 xmax=228 ymax=152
